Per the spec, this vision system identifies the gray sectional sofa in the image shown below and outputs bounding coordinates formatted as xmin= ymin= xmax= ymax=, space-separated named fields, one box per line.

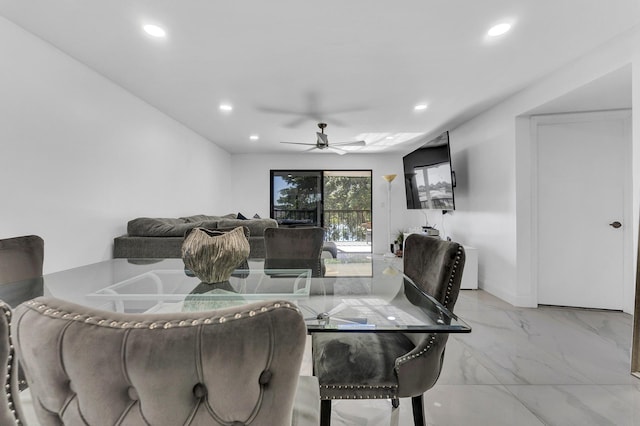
xmin=113 ymin=214 xmax=278 ymax=259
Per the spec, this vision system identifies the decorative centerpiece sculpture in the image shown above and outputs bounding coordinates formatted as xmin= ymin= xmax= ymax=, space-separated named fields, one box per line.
xmin=182 ymin=281 xmax=246 ymax=312
xmin=181 ymin=226 xmax=250 ymax=284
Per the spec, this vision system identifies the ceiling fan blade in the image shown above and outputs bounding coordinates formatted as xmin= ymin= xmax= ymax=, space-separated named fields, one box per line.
xmin=327 ymin=146 xmax=347 ymax=155
xmin=330 ymin=140 xmax=366 ymax=147
xmin=283 ymin=116 xmax=312 ymax=128
xmin=280 ymin=141 xmax=316 ymax=146
xmin=327 ymin=117 xmax=347 ymax=127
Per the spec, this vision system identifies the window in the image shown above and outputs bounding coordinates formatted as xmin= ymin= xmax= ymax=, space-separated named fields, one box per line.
xmin=270 ymin=170 xmax=372 ymax=249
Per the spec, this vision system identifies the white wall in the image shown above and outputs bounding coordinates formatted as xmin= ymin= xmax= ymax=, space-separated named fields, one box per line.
xmin=230 ymin=153 xmax=406 ymax=254
xmin=446 ymin=111 xmax=519 ymax=302
xmin=0 ymin=17 xmax=232 ymax=273
xmin=445 ymin=25 xmax=640 ymax=310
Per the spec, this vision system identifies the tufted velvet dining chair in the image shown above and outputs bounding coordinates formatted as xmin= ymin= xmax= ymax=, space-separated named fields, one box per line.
xmin=13 ymin=296 xmax=320 ymax=426
xmin=264 ymin=227 xmax=326 ymax=277
xmin=0 ymin=300 xmax=25 ymax=425
xmin=0 ymin=235 xmax=44 ymax=308
xmin=312 ymin=234 xmax=465 ymax=426
xmin=0 ymin=235 xmax=44 ymax=393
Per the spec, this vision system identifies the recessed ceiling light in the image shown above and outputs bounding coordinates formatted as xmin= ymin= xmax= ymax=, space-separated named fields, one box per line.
xmin=250 ymin=135 xmax=259 ymax=141
xmin=414 ymin=104 xmax=428 ymax=111
xmin=219 ymin=104 xmax=233 ymax=112
xmin=487 ymin=23 xmax=511 ymax=37
xmin=143 ymin=24 xmax=166 ymax=38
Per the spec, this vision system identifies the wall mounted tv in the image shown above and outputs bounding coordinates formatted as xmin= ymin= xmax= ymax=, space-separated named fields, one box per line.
xmin=402 ymin=131 xmax=456 ymax=211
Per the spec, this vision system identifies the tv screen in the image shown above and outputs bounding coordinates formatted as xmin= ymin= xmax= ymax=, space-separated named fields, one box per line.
xmin=402 ymin=131 xmax=456 ymax=210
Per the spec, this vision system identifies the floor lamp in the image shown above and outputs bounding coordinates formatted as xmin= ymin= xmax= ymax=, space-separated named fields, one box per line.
xmin=382 ymin=174 xmax=397 ymax=256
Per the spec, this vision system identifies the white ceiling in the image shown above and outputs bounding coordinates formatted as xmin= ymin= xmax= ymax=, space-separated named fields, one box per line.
xmin=1 ymin=1 xmax=638 ymax=155
xmin=526 ymin=65 xmax=632 ymax=116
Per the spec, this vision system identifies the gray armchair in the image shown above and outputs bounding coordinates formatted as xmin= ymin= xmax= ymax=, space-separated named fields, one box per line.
xmin=264 ymin=227 xmax=326 ymax=277
xmin=13 ymin=296 xmax=320 ymax=425
xmin=0 ymin=300 xmax=24 ymax=425
xmin=0 ymin=235 xmax=44 ymax=393
xmin=0 ymin=235 xmax=44 ymax=308
xmin=312 ymin=234 xmax=465 ymax=426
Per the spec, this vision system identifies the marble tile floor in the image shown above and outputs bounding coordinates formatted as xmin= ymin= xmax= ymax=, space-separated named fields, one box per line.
xmin=301 ymin=290 xmax=640 ymax=426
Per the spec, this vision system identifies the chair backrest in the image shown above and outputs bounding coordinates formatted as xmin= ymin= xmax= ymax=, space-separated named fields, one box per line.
xmin=0 ymin=301 xmax=24 ymax=425
xmin=0 ymin=235 xmax=44 ymax=285
xmin=395 ymin=234 xmax=466 ymax=396
xmin=264 ymin=227 xmax=325 ymax=277
xmin=403 ymin=234 xmax=465 ymax=311
xmin=0 ymin=235 xmax=44 ymax=308
xmin=14 ymin=296 xmax=308 ymax=426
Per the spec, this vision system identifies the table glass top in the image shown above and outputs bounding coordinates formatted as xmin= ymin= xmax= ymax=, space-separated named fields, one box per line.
xmin=1 ymin=256 xmax=470 ymax=333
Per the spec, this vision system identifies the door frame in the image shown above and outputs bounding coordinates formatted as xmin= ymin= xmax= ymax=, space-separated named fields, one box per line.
xmin=270 ymin=170 xmax=324 ymax=227
xmin=269 ymin=169 xmax=373 ymax=243
xmin=633 ymin=231 xmax=640 ymax=377
xmin=529 ymin=110 xmax=633 ymax=310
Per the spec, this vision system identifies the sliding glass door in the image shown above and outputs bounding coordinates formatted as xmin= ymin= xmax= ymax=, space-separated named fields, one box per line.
xmin=270 ymin=171 xmax=322 ymax=227
xmin=323 ymin=171 xmax=372 ymax=246
xmin=270 ymin=170 xmax=372 ymax=251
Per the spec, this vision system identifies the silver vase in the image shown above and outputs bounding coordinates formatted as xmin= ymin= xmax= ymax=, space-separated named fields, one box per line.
xmin=181 ymin=226 xmax=250 ymax=283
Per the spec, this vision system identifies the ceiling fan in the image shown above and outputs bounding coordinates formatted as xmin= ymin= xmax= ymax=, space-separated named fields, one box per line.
xmin=280 ymin=123 xmax=366 ymax=155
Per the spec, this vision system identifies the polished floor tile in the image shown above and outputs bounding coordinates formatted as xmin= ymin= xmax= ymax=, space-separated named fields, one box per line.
xmin=325 ymin=289 xmax=640 ymax=425
xmin=423 ymin=385 xmax=546 ymax=426
xmin=506 ymin=385 xmax=640 ymax=426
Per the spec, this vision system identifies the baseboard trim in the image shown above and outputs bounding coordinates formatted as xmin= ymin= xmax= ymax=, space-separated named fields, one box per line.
xmin=479 ymin=282 xmax=537 ymax=308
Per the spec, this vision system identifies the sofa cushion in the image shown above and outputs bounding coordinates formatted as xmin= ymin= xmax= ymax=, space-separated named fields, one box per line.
xmin=114 ymin=234 xmax=268 ymax=259
xmin=127 ymin=217 xmax=219 ymax=237
xmin=217 ymin=218 xmax=277 ymax=237
xmin=113 ymin=236 xmax=184 ymax=258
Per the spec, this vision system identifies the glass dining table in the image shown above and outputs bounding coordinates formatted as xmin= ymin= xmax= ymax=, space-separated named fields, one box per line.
xmin=0 ymin=255 xmax=471 ymax=334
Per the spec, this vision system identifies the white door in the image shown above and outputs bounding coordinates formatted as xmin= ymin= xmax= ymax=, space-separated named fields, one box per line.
xmin=536 ymin=113 xmax=629 ymax=310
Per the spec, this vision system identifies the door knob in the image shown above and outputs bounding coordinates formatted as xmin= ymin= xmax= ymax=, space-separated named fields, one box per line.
xmin=609 ymin=221 xmax=622 ymax=229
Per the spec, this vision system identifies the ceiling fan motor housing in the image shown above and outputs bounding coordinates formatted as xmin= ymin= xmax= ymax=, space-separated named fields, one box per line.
xmin=280 ymin=122 xmax=364 ymax=155
xmin=316 ymin=130 xmax=329 ymax=147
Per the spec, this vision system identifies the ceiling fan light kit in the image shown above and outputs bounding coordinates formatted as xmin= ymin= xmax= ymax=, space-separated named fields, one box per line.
xmin=281 ymin=122 xmax=366 ymax=154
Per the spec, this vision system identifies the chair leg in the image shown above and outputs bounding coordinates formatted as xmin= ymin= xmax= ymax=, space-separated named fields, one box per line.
xmin=320 ymin=399 xmax=332 ymax=426
xmin=412 ymin=395 xmax=425 ymax=426
xmin=390 ymin=398 xmax=400 ymax=426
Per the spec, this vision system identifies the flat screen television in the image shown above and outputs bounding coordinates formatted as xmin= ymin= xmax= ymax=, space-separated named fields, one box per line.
xmin=402 ymin=131 xmax=456 ymax=210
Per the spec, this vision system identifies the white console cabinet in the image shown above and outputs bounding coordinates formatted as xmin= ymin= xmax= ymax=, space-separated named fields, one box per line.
xmin=403 ymin=233 xmax=478 ymax=290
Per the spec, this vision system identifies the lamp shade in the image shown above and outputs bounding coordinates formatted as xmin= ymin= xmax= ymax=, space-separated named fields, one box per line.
xmin=382 ymin=174 xmax=397 ymax=183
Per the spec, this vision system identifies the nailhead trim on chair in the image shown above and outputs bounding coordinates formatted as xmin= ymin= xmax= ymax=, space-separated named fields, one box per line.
xmin=395 ymin=245 xmax=463 ymax=369
xmin=23 ymin=300 xmax=299 ymax=329
xmin=395 ymin=335 xmax=437 ymax=366
xmin=3 ymin=308 xmax=22 ymax=425
xmin=319 ymin=383 xmax=398 ymax=400
xmin=443 ymin=246 xmax=463 ymax=309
